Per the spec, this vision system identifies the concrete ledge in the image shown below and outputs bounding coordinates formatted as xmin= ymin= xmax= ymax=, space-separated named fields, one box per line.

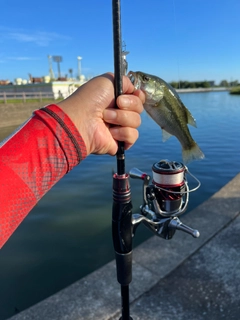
xmin=176 ymin=87 xmax=228 ymax=93
xmin=8 ymin=173 xmax=240 ymax=320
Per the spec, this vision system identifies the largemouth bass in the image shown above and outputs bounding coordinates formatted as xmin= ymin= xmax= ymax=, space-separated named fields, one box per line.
xmin=128 ymin=71 xmax=205 ymax=163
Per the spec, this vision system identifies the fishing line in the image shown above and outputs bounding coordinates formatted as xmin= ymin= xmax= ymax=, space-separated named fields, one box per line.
xmin=154 ymin=166 xmax=201 ymax=195
xmin=172 ymin=0 xmax=181 ymax=89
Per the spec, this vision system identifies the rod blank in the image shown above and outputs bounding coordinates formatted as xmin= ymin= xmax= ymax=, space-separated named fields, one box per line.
xmin=112 ymin=0 xmax=125 ymax=175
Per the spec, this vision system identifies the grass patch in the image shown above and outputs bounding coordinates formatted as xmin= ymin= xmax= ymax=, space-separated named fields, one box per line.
xmin=0 ymin=98 xmax=62 ymax=104
xmin=230 ymin=86 xmax=240 ymax=94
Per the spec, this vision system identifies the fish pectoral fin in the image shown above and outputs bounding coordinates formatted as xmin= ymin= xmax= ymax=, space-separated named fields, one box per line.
xmin=186 ymin=108 xmax=197 ymax=127
xmin=162 ymin=129 xmax=173 ymax=142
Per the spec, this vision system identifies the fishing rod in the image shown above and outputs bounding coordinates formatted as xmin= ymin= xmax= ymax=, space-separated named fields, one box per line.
xmin=111 ymin=2 xmax=201 ymax=319
xmin=111 ymin=1 xmax=133 ymax=319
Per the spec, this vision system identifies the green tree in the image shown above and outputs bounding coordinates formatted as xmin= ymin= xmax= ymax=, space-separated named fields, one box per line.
xmin=202 ymin=81 xmax=211 ymax=88
xmin=68 ymin=68 xmax=73 ymax=79
xmin=230 ymin=80 xmax=239 ymax=87
xmin=189 ymin=82 xmax=196 ymax=88
xmin=169 ymin=81 xmax=179 ymax=89
xmin=219 ymin=80 xmax=229 ymax=87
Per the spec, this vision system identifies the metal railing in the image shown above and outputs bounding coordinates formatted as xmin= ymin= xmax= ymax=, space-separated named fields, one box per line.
xmin=0 ymin=92 xmax=55 ymax=103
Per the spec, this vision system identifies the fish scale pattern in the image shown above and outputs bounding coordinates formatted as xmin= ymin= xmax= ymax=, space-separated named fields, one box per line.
xmin=0 ymin=104 xmax=87 ymax=248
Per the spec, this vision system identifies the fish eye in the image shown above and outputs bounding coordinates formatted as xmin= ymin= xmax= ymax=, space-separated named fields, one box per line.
xmin=143 ymin=75 xmax=150 ymax=82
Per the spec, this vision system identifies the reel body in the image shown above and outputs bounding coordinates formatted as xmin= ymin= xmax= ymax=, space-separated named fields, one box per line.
xmin=130 ymin=160 xmax=200 ymax=240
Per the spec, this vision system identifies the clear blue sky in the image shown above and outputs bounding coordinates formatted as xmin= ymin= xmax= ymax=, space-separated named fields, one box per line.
xmin=0 ymin=0 xmax=239 ymax=84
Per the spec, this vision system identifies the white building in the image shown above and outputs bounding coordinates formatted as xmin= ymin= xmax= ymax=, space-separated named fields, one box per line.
xmin=0 ymin=80 xmax=87 ymax=100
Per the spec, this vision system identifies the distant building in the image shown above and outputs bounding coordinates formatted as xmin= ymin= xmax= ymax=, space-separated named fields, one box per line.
xmin=0 ymin=79 xmax=87 ymax=99
xmin=0 ymin=80 xmax=11 ymax=85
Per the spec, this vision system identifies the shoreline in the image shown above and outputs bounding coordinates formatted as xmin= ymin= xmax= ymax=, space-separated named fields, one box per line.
xmin=0 ymin=88 xmax=229 ymax=129
xmin=176 ymin=86 xmax=228 ymax=93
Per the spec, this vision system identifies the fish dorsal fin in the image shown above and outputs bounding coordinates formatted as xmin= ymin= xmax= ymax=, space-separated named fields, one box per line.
xmin=185 ymin=108 xmax=197 ymax=127
xmin=162 ymin=129 xmax=173 ymax=142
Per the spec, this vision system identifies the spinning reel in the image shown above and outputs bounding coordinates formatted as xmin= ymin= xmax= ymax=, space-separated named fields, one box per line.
xmin=130 ymin=159 xmax=200 ymax=240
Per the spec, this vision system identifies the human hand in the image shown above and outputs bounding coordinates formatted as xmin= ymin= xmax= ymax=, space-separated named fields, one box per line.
xmin=58 ymin=73 xmax=145 ymax=156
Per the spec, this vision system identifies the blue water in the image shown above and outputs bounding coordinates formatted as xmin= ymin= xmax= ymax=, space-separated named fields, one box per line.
xmin=0 ymin=91 xmax=240 ymax=319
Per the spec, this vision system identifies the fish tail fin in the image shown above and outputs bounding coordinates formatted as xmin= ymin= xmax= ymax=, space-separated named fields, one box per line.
xmin=182 ymin=142 xmax=205 ymax=164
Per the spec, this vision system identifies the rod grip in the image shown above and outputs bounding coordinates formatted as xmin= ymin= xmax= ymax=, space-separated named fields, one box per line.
xmin=112 ymin=174 xmax=133 ymax=285
xmin=112 ymin=200 xmax=133 ymax=254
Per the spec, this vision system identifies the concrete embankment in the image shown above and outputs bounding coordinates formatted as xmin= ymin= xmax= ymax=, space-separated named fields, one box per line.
xmin=8 ymin=173 xmax=240 ymax=320
xmin=176 ymin=87 xmax=228 ymax=93
xmin=0 ymin=102 xmax=50 ymax=128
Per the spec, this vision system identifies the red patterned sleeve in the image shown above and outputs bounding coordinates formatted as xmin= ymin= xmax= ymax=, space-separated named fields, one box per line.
xmin=0 ymin=104 xmax=87 ymax=248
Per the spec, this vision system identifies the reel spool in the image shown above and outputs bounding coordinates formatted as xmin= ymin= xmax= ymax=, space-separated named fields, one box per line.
xmin=151 ymin=160 xmax=189 ymax=217
xmin=152 ymin=160 xmax=188 ymax=216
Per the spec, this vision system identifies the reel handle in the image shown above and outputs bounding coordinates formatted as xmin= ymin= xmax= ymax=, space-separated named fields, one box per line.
xmin=169 ymin=218 xmax=200 ymax=238
xmin=129 ymin=168 xmax=148 ymax=180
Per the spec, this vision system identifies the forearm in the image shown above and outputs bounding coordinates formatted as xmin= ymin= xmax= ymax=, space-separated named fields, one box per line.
xmin=0 ymin=104 xmax=87 ymax=248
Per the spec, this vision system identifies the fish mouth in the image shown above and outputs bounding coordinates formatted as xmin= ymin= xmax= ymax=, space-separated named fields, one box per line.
xmin=127 ymin=71 xmax=140 ymax=90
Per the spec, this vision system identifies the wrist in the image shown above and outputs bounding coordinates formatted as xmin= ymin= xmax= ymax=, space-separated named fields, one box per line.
xmin=57 ymin=100 xmax=92 ymax=156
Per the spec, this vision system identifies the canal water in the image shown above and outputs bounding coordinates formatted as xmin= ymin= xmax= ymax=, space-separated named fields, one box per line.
xmin=0 ymin=91 xmax=239 ymax=319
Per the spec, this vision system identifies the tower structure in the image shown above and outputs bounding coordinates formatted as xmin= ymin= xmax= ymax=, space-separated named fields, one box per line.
xmin=77 ymin=56 xmax=82 ymax=80
xmin=47 ymin=55 xmax=55 ymax=80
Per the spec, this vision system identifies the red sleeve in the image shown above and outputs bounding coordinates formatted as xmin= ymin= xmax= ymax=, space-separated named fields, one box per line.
xmin=0 ymin=104 xmax=87 ymax=248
